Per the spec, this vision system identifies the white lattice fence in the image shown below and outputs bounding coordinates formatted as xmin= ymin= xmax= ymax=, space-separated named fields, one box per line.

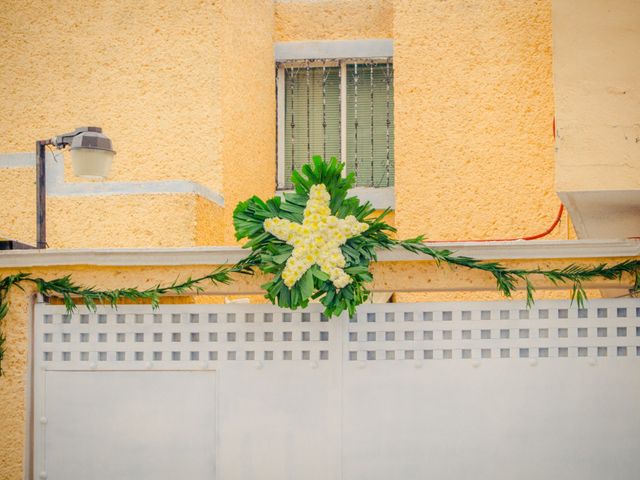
xmin=34 ymin=298 xmax=640 ymax=480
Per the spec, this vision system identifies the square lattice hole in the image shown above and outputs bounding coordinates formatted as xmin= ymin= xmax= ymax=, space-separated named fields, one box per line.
xmin=443 ymin=349 xmax=453 ymax=359
xmin=500 ymin=310 xmax=510 ymax=320
xmin=558 ymin=347 xmax=569 ymax=357
xmin=190 ymin=352 xmax=199 ymax=361
xmin=116 ymin=333 xmax=125 ymax=342
xmin=385 ymin=350 xmax=395 ymax=360
xmin=190 ymin=314 xmax=200 ymax=324
xmin=597 ymin=327 xmax=607 ymax=337
xmin=480 ymin=310 xmax=491 ymax=320
xmin=244 ymin=313 xmax=254 ymax=323
xmin=462 ymin=330 xmax=472 ymax=340
xmin=442 ymin=311 xmax=452 ymax=321
xmin=617 ymin=346 xmax=627 ymax=356
xmin=558 ymin=309 xmax=569 ymax=319
xmin=539 ymin=347 xmax=549 ymax=358
xmin=264 ymin=332 xmax=273 ymax=342
xmin=320 ymin=351 xmax=329 ymax=360
xmin=385 ymin=331 xmax=395 ymax=341
xmin=172 ymin=333 xmax=181 ymax=342
xmin=404 ymin=312 xmax=414 ymax=322
xmin=597 ymin=347 xmax=608 ymax=357
xmin=154 ymin=333 xmax=163 ymax=342
xmin=385 ymin=312 xmax=395 ymax=322
xmin=208 ymin=351 xmax=218 ymax=361
xmin=135 ymin=314 xmax=144 ymax=324
xmin=367 ymin=332 xmax=376 ymax=341
xmin=500 ymin=348 xmax=510 ymax=358
xmin=423 ymin=330 xmax=433 ymax=340
xmin=617 ymin=308 xmax=627 ymax=318
xmin=301 ymin=313 xmax=311 ymax=322
xmin=424 ymin=349 xmax=434 ymax=360
xmin=227 ymin=332 xmax=237 ymax=342
xmin=538 ymin=309 xmax=549 ymax=319
xmin=500 ymin=329 xmax=510 ymax=339
xmin=539 ymin=328 xmax=549 ymax=339
xmin=263 ymin=313 xmax=273 ymax=323
xmin=405 ymin=350 xmax=415 ymax=360
xmin=481 ymin=349 xmax=491 ymax=359
xmin=404 ymin=331 xmax=414 ymax=341
xmin=190 ymin=332 xmax=200 ymax=342
xmin=367 ymin=313 xmax=376 ymax=323
xmin=245 ymin=351 xmax=255 ymax=360
xmin=442 ymin=330 xmax=452 ymax=340
xmin=80 ymin=333 xmax=89 ymax=343
xmin=481 ymin=329 xmax=491 ymax=339
xmin=227 ymin=313 xmax=236 ymax=323
xmin=96 ymin=315 xmax=105 ymax=324
xmin=98 ymin=333 xmax=107 ymax=343
xmin=246 ymin=332 xmax=255 ymax=342
xmin=423 ymin=312 xmax=433 ymax=321
xmin=282 ymin=313 xmax=292 ymax=323
xmin=62 ymin=333 xmax=70 ymax=343
xmin=209 ymin=332 xmax=217 ymax=342
xmin=518 ymin=310 xmax=529 ymax=320
xmin=349 ymin=332 xmax=358 ymax=342
xmin=577 ymin=328 xmax=588 ymax=338
xmin=302 ymin=350 xmax=311 ymax=360
xmin=227 ymin=351 xmax=236 ymax=361
xmin=349 ymin=351 xmax=358 ymax=361
xmin=558 ymin=328 xmax=568 ymax=338
xmin=617 ymin=327 xmax=627 ymax=337
xmin=320 ymin=331 xmax=329 ymax=341
xmin=208 ymin=313 xmax=218 ymax=323
xmin=597 ymin=308 xmax=608 ymax=318
xmin=462 ymin=349 xmax=472 ymax=359
xmin=519 ymin=329 xmax=529 ymax=339
xmin=282 ymin=332 xmax=292 ymax=341
xmin=153 ymin=314 xmax=162 ymax=324
xmin=578 ymin=347 xmax=588 ymax=357
xmin=519 ymin=348 xmax=529 ymax=358
xmin=578 ymin=309 xmax=588 ymax=319
xmin=172 ymin=314 xmax=181 ymax=324
xmin=462 ymin=311 xmax=472 ymax=321
xmin=135 ymin=333 xmax=144 ymax=342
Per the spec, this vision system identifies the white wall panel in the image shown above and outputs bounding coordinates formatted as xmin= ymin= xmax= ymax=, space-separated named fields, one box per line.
xmin=34 ymin=299 xmax=640 ymax=479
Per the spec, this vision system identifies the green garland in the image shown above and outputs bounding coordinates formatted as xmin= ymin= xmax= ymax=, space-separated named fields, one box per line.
xmin=0 ymin=156 xmax=638 ymax=376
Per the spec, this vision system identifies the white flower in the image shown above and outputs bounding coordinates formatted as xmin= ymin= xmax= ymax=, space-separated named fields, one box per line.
xmin=263 ymin=184 xmax=368 ymax=289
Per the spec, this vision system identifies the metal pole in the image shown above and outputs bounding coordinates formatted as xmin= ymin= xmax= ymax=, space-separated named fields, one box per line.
xmin=36 ymin=141 xmax=47 ymax=249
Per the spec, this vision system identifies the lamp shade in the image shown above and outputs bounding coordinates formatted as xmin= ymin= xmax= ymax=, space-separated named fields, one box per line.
xmin=69 ymin=130 xmax=115 ymax=178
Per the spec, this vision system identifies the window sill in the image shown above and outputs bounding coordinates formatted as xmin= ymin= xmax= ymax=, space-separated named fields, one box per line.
xmin=276 ymin=186 xmax=395 ymax=210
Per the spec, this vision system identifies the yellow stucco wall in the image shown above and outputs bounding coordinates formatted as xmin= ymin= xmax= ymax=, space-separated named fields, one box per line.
xmin=275 ymin=0 xmax=392 ymax=41
xmin=393 ymin=0 xmax=559 ymax=241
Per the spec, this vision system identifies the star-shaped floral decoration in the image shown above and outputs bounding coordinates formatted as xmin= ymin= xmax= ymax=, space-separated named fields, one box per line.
xmin=263 ymin=184 xmax=368 ymax=289
xmin=233 ymin=156 xmax=395 ymax=317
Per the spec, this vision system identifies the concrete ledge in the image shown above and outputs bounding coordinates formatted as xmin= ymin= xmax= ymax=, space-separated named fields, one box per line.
xmin=0 ymin=240 xmax=637 ymax=268
xmin=275 ymin=39 xmax=393 ymax=61
xmin=0 ymin=152 xmax=224 ymax=206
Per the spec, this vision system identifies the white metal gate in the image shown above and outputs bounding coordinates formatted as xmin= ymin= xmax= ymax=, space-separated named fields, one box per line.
xmin=34 ymin=298 xmax=640 ymax=480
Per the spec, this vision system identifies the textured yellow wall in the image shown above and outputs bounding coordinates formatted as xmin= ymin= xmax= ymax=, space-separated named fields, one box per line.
xmin=393 ymin=0 xmax=560 ymax=241
xmin=275 ymin=0 xmax=392 ymax=41
xmin=0 ymin=0 xmax=223 ymax=190
xmin=218 ymin=0 xmax=276 ymax=244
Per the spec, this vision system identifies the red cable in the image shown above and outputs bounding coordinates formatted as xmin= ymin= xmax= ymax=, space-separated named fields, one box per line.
xmin=426 ymin=204 xmax=565 ymax=243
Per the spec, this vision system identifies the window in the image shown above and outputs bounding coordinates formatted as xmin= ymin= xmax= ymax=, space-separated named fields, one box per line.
xmin=276 ymin=58 xmax=394 ymax=190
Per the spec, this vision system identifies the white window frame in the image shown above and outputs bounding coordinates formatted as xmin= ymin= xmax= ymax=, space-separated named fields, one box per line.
xmin=275 ymin=40 xmax=395 ymax=209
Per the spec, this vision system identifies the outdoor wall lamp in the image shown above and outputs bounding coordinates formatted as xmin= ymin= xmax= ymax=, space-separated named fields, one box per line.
xmin=36 ymin=127 xmax=115 ymax=248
